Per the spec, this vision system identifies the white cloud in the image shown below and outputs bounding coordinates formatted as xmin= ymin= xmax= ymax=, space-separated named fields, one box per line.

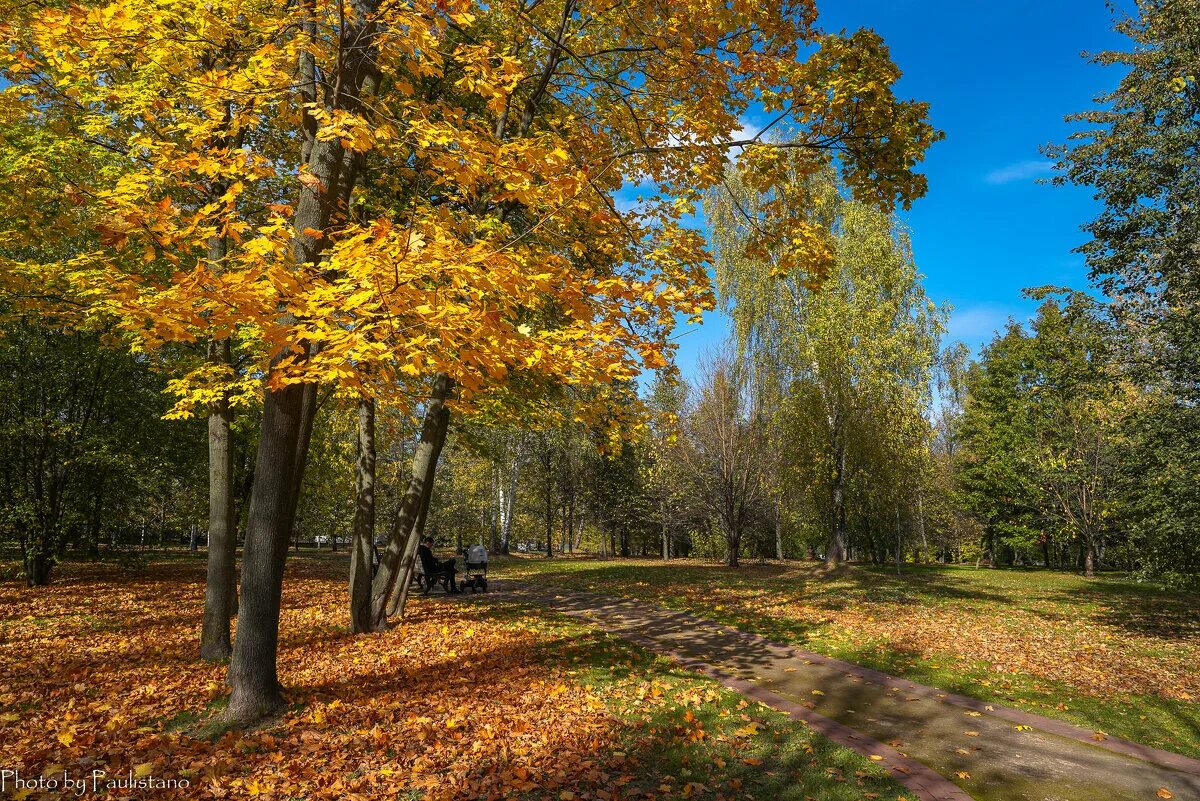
xmin=946 ymin=305 xmax=1014 ymax=343
xmin=983 ymin=159 xmax=1054 ymax=185
xmin=730 ymin=117 xmax=761 ymax=145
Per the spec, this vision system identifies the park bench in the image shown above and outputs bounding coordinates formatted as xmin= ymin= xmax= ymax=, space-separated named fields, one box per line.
xmin=413 ymin=546 xmax=458 ymax=594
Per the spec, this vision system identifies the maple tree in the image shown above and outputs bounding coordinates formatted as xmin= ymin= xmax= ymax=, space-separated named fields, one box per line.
xmin=1 ymin=0 xmax=938 ymax=721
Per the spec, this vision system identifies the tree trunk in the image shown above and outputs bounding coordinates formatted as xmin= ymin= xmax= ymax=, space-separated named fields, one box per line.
xmin=661 ymin=501 xmax=669 ymax=561
xmin=544 ymin=465 xmax=554 ymax=558
xmin=26 ymin=540 xmax=52 ymax=586
xmin=1083 ymin=538 xmax=1096 ymax=578
xmin=774 ymin=499 xmax=783 ymax=561
xmin=499 ymin=451 xmax=519 ymax=554
xmin=895 ymin=506 xmax=902 ymax=576
xmin=223 ymin=0 xmax=386 ymax=708
xmin=349 ymin=395 xmax=376 ymax=634
xmin=224 ymin=377 xmax=314 ymax=722
xmin=916 ymin=492 xmax=927 ymax=563
xmin=489 ymin=463 xmax=500 ymax=552
xmin=727 ymin=527 xmax=740 ymax=568
xmin=368 ymin=373 xmax=452 ymax=629
xmin=823 ymin=442 xmax=847 ymax=570
xmin=201 ymin=337 xmax=237 ymax=662
xmin=87 ymin=480 xmax=105 ymax=559
xmin=388 ymin=419 xmax=447 ymax=620
xmin=288 ymin=380 xmax=320 ymax=539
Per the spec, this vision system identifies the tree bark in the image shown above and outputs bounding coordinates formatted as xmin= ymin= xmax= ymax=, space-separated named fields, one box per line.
xmin=823 ymin=441 xmax=847 ymax=570
xmin=774 ymin=499 xmax=783 ymax=561
xmin=369 ymin=373 xmax=452 ymax=629
xmin=499 ymin=448 xmax=519 ymax=554
xmin=916 ymin=492 xmax=928 ymax=564
xmin=1084 ymin=538 xmax=1096 ymax=578
xmin=573 ymin=514 xmax=585 ymax=553
xmin=201 ymin=337 xmax=237 ymax=662
xmin=895 ymin=506 xmax=902 ymax=576
xmin=224 ymin=377 xmax=313 ymax=721
xmin=87 ymin=479 xmax=105 ymax=558
xmin=389 ymin=417 xmax=447 ymax=619
xmin=349 ymin=395 xmax=376 ymax=634
xmin=661 ymin=501 xmax=669 ymax=561
xmin=26 ymin=541 xmax=52 ymax=586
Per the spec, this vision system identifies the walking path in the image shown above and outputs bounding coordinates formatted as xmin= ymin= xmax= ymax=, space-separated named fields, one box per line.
xmin=493 ymin=581 xmax=1200 ymax=801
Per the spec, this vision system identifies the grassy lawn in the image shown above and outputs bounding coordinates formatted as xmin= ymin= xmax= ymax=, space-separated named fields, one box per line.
xmin=495 ymin=555 xmax=1200 ymax=760
xmin=0 ymin=553 xmax=910 ymax=801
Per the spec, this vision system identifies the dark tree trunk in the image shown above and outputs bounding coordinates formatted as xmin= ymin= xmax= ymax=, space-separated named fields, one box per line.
xmin=87 ymin=479 xmax=105 ymax=559
xmin=774 ymin=500 xmax=783 ymax=561
xmin=661 ymin=501 xmax=669 ymax=561
xmin=1083 ymin=539 xmax=1096 ymax=578
xmin=349 ymin=395 xmax=376 ymax=634
xmin=224 ymin=376 xmax=314 ymax=722
xmin=26 ymin=540 xmax=52 ymax=587
xmin=289 ymin=380 xmax=320 ymax=540
xmin=202 ymin=338 xmax=238 ymax=663
xmin=824 ymin=441 xmax=847 ymax=570
xmin=545 ymin=471 xmax=554 ymax=559
xmin=369 ymin=374 xmax=452 ymax=629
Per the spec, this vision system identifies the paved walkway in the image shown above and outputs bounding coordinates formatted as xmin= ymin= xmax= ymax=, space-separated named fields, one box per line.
xmin=493 ymin=581 xmax=1200 ymax=801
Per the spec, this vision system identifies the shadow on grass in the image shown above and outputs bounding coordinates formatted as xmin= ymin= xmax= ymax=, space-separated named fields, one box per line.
xmin=1049 ymin=578 xmax=1200 ymax=641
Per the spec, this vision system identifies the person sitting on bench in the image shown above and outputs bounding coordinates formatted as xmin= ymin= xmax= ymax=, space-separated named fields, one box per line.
xmin=417 ymin=536 xmax=459 ymax=593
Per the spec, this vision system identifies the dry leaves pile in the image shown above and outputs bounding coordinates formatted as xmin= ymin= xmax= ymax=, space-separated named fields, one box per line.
xmin=0 ymin=559 xmax=653 ymax=800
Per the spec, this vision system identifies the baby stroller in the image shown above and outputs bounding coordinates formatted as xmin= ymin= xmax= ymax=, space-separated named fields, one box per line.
xmin=460 ymin=544 xmax=488 ymax=592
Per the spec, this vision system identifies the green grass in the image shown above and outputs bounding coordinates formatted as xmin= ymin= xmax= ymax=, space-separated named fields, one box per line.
xmin=160 ymin=697 xmax=233 ymax=740
xmin=496 ymin=556 xmax=1200 ymax=760
xmin=521 ymin=609 xmax=912 ymax=801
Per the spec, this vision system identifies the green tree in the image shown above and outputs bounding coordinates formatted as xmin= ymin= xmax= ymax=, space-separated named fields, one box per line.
xmin=959 ymin=292 xmax=1119 ymax=576
xmin=1048 ymin=0 xmax=1200 ymax=400
xmin=0 ymin=318 xmax=205 ymax=584
xmin=1049 ymin=0 xmax=1200 ymax=583
xmin=709 ymin=167 xmax=943 ymax=568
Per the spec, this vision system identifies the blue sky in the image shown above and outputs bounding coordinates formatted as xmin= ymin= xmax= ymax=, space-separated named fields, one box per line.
xmin=649 ymin=0 xmax=1130 ymax=379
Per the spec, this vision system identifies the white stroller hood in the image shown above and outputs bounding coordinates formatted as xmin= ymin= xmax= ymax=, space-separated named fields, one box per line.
xmin=466 ymin=544 xmax=488 ymax=566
